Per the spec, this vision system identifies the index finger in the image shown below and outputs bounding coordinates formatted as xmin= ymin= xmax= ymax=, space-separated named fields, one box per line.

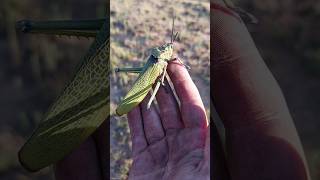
xmin=212 ymin=2 xmax=310 ymax=179
xmin=167 ymin=59 xmax=208 ymax=128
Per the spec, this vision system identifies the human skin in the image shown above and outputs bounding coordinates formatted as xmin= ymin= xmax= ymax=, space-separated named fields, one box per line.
xmin=54 ymin=60 xmax=210 ymax=180
xmin=212 ymin=0 xmax=310 ymax=179
xmin=125 ymin=60 xmax=210 ymax=180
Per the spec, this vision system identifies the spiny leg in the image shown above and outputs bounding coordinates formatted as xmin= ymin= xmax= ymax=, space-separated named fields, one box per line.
xmin=114 ymin=67 xmax=143 ymax=74
xmin=16 ymin=19 xmax=106 ymax=37
xmin=147 ymin=79 xmax=161 ymax=109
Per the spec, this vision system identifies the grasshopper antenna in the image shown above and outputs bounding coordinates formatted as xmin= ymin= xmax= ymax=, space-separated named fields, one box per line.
xmin=171 ymin=12 xmax=175 ymax=43
xmin=170 ymin=11 xmax=180 ymax=43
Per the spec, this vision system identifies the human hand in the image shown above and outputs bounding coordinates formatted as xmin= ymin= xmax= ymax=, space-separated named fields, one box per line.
xmin=127 ymin=59 xmax=210 ymax=180
xmin=53 ymin=59 xmax=209 ymax=180
xmin=212 ymin=0 xmax=310 ymax=179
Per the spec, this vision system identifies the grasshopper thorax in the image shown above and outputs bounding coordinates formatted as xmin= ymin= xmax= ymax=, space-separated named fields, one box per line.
xmin=151 ymin=43 xmax=173 ymax=61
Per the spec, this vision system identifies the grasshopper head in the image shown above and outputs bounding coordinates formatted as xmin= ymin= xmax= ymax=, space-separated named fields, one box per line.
xmin=150 ymin=15 xmax=180 ymax=61
xmin=151 ymin=43 xmax=173 ymax=61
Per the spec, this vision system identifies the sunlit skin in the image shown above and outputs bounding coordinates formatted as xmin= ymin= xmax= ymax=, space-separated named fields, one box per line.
xmin=212 ymin=0 xmax=310 ymax=179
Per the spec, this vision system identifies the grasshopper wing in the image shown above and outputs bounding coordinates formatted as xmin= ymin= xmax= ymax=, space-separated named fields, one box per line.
xmin=19 ymin=21 xmax=109 ymax=172
xmin=116 ymin=56 xmax=167 ymax=116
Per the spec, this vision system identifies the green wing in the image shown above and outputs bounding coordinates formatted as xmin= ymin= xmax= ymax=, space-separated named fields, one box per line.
xmin=19 ymin=20 xmax=109 ymax=172
xmin=116 ymin=57 xmax=166 ymax=116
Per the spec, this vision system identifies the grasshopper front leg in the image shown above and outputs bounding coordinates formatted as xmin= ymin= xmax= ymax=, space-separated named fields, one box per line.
xmin=160 ymin=64 xmax=167 ymax=86
xmin=114 ymin=67 xmax=143 ymax=74
xmin=176 ymin=58 xmax=191 ymax=70
xmin=171 ymin=57 xmax=191 ymax=70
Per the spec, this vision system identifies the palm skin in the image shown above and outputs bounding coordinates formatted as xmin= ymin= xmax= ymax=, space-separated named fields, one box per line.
xmin=128 ymin=125 xmax=209 ymax=180
xmin=127 ymin=60 xmax=210 ymax=180
xmin=53 ymin=60 xmax=210 ymax=180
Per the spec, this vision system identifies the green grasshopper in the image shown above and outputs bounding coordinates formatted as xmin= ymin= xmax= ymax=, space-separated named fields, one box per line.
xmin=16 ymin=18 xmax=109 ymax=172
xmin=115 ymin=16 xmax=190 ymax=116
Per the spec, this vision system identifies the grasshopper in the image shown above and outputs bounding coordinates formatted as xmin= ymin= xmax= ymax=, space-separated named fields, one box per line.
xmin=16 ymin=18 xmax=109 ymax=172
xmin=115 ymin=16 xmax=190 ymax=116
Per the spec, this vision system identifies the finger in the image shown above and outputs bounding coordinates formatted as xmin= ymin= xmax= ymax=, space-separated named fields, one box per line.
xmin=156 ymin=78 xmax=184 ymax=132
xmin=212 ymin=3 xmax=310 ymax=179
xmin=167 ymin=59 xmax=208 ymax=128
xmin=140 ymin=93 xmax=165 ymax=144
xmin=212 ymin=1 xmax=303 ymax=139
xmin=54 ymin=137 xmax=102 ymax=180
xmin=127 ymin=106 xmax=148 ymax=156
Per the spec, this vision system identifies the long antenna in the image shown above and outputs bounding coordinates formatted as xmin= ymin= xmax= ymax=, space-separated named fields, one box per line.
xmin=171 ymin=12 xmax=175 ymax=43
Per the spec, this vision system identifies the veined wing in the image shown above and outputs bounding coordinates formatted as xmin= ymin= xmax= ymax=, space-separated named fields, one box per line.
xmin=19 ymin=20 xmax=109 ymax=172
xmin=116 ymin=56 xmax=167 ymax=116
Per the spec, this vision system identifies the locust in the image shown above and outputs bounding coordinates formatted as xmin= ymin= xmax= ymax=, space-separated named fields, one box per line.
xmin=16 ymin=18 xmax=109 ymax=172
xmin=115 ymin=16 xmax=190 ymax=116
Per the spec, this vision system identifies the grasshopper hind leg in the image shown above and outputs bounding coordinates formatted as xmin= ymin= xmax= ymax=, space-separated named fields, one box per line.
xmin=147 ymin=65 xmax=167 ymax=109
xmin=147 ymin=79 xmax=161 ymax=109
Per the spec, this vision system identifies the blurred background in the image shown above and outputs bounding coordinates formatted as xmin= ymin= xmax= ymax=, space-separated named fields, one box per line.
xmin=236 ymin=0 xmax=320 ymax=179
xmin=110 ymin=0 xmax=209 ymax=179
xmin=0 ymin=0 xmax=105 ymax=179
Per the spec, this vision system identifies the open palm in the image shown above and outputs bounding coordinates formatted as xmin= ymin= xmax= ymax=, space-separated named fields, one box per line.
xmin=127 ymin=61 xmax=210 ymax=180
xmin=53 ymin=60 xmax=209 ymax=180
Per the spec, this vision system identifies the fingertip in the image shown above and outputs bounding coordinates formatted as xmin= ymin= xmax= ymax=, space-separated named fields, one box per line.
xmin=167 ymin=59 xmax=191 ymax=84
